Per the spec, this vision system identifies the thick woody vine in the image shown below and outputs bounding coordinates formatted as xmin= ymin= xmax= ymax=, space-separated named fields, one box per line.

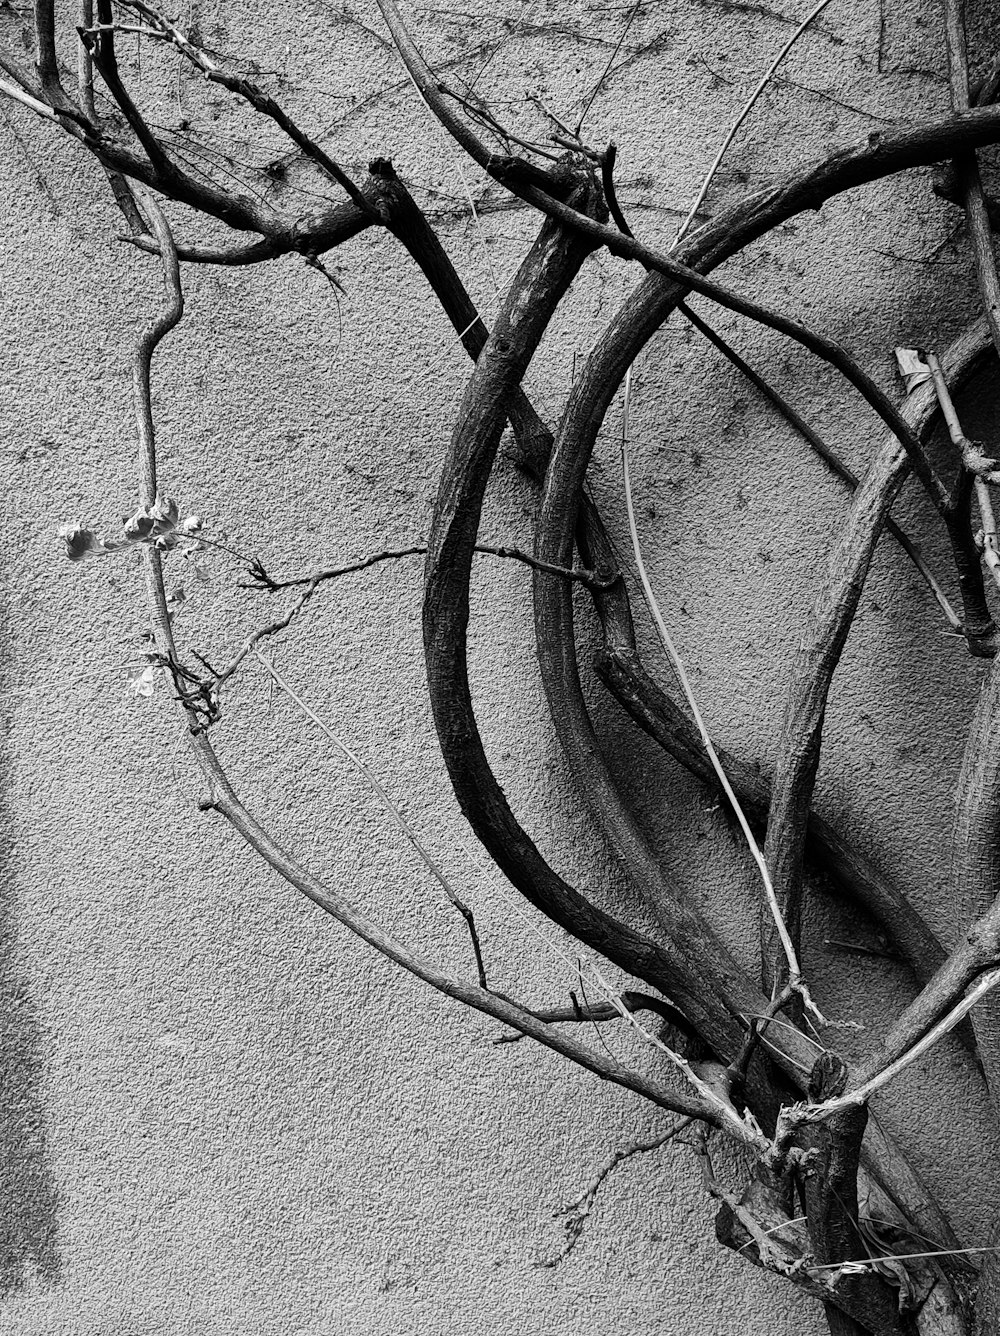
xmin=9 ymin=1 xmax=1000 ymax=1332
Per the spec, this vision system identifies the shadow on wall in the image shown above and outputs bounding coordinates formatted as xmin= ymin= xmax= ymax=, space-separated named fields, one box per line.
xmin=0 ymin=593 xmax=60 ymax=1293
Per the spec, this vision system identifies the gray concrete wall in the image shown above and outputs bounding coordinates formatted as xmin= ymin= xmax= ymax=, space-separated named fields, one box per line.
xmin=2 ymin=2 xmax=999 ymax=1332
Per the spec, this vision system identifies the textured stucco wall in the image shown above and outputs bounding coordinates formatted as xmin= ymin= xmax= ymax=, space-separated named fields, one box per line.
xmin=3 ymin=2 xmax=1000 ymax=1332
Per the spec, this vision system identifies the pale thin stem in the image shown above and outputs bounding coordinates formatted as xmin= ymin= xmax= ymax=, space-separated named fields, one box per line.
xmin=925 ymin=351 xmax=969 ymax=446
xmin=674 ymin=0 xmax=837 ymax=243
xmin=808 ymin=1244 xmax=1000 ymax=1274
xmin=925 ymin=350 xmax=1000 ymax=593
xmin=784 ymin=967 xmax=1000 ymax=1126
xmin=78 ymin=0 xmax=95 ymax=119
xmin=618 ymin=367 xmax=816 ymax=1019
xmin=586 ymin=955 xmax=773 ymax=1156
xmin=0 ymin=76 xmax=62 ymax=120
xmin=978 ymin=481 xmax=1000 ymax=592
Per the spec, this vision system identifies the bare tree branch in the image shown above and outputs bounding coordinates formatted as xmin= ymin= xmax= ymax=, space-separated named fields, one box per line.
xmin=126 ymin=192 xmax=732 ymax=1135
xmin=83 ymin=0 xmax=174 ymax=178
xmin=760 ymin=320 xmax=992 ymax=996
xmin=34 ymin=0 xmax=67 ymax=106
xmin=112 ymin=0 xmax=374 ymax=217
xmin=22 ymin=6 xmax=1000 ymax=1323
xmin=373 ymin=0 xmax=557 ymax=195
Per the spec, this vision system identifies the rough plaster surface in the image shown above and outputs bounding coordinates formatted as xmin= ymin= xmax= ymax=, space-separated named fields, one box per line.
xmin=2 ymin=1 xmax=1000 ymax=1332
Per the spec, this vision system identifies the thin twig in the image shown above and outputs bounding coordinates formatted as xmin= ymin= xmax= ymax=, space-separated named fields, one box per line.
xmin=781 ymin=966 xmax=1000 ymax=1128
xmin=246 ymin=546 xmax=427 ymax=592
xmin=254 ymin=650 xmax=489 ymax=987
xmin=538 ymin=1119 xmax=695 ymax=1266
xmin=674 ymin=0 xmax=836 ymax=243
xmin=441 ymin=87 xmax=562 ymax=161
xmin=114 ymin=0 xmax=373 ymax=215
xmin=494 ymin=989 xmax=689 ymax=1043
xmin=247 ymin=544 xmax=616 ymax=593
xmin=0 ymin=76 xmax=63 ymax=121
xmin=575 ymin=0 xmax=643 ymax=134
xmin=122 ymin=195 xmax=721 ymax=1132
xmin=220 ymin=541 xmax=613 ymax=691
xmin=563 ymin=1123 xmax=695 ymax=1214
xmin=925 ymin=349 xmax=1000 ymax=593
xmin=527 ymin=93 xmax=580 ymax=145
xmin=618 ymin=366 xmax=821 ymax=1022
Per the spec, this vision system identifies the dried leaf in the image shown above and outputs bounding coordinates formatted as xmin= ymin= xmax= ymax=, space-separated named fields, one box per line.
xmin=149 ymin=495 xmax=178 ymax=528
xmin=122 ymin=510 xmax=157 ymax=542
xmin=128 ymin=664 xmax=165 ymax=698
xmin=61 ymin=497 xmax=205 ymax=561
xmin=123 ymin=495 xmax=180 ymax=542
xmin=961 ymin=439 xmax=1000 ymax=481
xmin=894 ymin=347 xmax=930 ymax=394
xmin=173 ymin=516 xmax=205 ymax=559
xmin=57 ymin=524 xmax=121 ymax=561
